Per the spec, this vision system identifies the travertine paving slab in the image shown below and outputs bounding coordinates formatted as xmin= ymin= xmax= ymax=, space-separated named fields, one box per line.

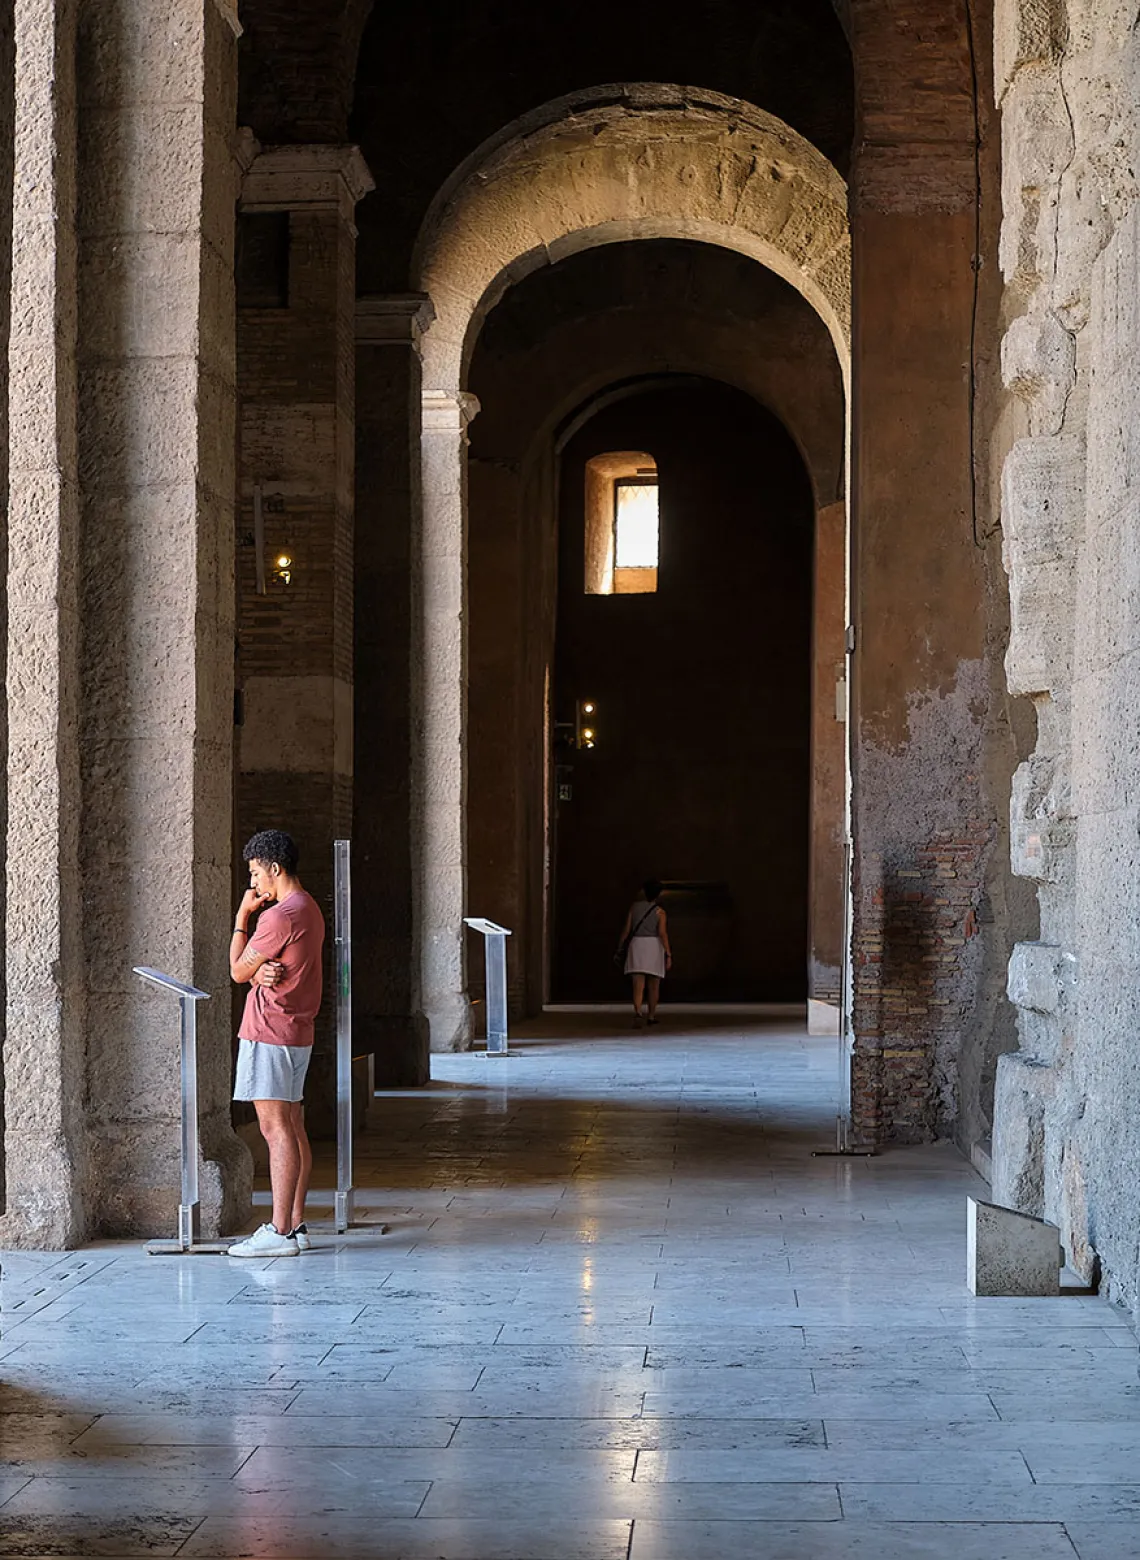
xmin=629 ymin=1519 xmax=1082 ymax=1559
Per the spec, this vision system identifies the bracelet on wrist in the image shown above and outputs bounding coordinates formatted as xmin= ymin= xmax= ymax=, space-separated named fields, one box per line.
xmin=233 ymin=926 xmax=248 ymax=935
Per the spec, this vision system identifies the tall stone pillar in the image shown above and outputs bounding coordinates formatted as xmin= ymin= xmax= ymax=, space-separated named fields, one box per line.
xmin=3 ymin=0 xmax=86 ymax=1244
xmin=75 ymin=0 xmax=249 ymax=1234
xmin=848 ymin=141 xmax=1001 ymax=1146
xmin=418 ymin=388 xmax=479 ymax=1051
xmin=236 ymin=146 xmax=373 ymax=1124
xmin=4 ymin=0 xmax=251 ymax=1242
xmin=354 ymin=296 xmax=434 ymax=1084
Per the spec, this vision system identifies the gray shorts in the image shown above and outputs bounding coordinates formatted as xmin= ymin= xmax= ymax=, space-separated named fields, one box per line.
xmin=233 ymin=1038 xmax=312 ymax=1103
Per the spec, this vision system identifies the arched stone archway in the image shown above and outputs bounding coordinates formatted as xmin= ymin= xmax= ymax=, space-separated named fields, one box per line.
xmin=414 ymin=83 xmax=851 ymax=390
xmin=409 ymin=87 xmax=851 ymax=1048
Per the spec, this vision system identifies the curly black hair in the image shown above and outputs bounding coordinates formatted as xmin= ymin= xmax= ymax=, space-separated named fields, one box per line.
xmin=243 ymin=829 xmax=299 ymax=875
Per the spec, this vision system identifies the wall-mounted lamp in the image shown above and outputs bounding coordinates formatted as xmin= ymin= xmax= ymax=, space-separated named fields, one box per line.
xmin=274 ymin=552 xmax=294 ymax=586
xmin=576 ymin=698 xmax=598 ymax=749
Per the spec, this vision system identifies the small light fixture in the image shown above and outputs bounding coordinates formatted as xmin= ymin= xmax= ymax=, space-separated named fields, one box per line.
xmin=274 ymin=552 xmax=293 ymax=586
xmin=576 ymin=697 xmax=598 ymax=749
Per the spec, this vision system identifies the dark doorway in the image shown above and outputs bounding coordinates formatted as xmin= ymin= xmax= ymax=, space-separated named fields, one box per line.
xmin=551 ymin=379 xmax=814 ymax=1002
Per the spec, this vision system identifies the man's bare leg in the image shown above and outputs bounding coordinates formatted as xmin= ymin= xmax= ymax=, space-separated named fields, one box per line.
xmin=288 ymin=1102 xmax=312 ymax=1232
xmin=254 ymin=1099 xmax=300 ymax=1234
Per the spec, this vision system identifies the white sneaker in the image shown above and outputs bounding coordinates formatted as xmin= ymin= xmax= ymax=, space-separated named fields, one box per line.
xmin=290 ymin=1223 xmax=312 ymax=1251
xmin=227 ymin=1223 xmax=298 ymax=1258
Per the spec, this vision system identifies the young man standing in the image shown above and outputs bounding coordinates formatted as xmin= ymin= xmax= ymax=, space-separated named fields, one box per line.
xmin=227 ymin=829 xmax=325 ymax=1258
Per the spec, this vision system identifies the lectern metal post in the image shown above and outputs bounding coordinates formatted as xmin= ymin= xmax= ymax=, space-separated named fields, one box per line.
xmin=333 ymin=839 xmax=356 ymax=1232
xmin=134 ymin=967 xmax=230 ymax=1254
xmin=463 ymin=918 xmax=513 ymax=1055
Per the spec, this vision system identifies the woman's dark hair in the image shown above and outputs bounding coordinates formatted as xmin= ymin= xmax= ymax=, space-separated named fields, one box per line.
xmin=643 ymin=878 xmax=663 ymax=901
xmin=243 ymin=829 xmax=299 ymax=875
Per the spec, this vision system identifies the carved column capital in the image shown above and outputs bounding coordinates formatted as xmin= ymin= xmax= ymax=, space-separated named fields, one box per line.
xmin=240 ymin=144 xmax=375 ymax=223
xmin=422 ymin=388 xmax=480 ymax=433
xmin=356 ymin=294 xmax=436 ymax=353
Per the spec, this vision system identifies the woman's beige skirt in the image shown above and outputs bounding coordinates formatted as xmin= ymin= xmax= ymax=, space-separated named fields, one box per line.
xmin=625 ymin=935 xmax=666 ymax=978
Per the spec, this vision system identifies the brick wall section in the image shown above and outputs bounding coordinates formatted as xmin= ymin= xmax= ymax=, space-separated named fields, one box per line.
xmin=238 ymin=1 xmax=371 ymax=143
xmin=853 ymin=818 xmax=993 ymax=1144
xmin=236 ymin=153 xmax=364 ymax=1133
xmin=237 ymin=208 xmax=355 ymax=683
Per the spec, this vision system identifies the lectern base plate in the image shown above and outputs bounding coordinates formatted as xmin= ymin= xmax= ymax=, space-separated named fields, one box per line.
xmin=146 ymin=1240 xmax=232 ymax=1256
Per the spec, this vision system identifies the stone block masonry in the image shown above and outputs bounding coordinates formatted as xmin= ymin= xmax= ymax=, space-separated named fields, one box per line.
xmin=994 ymin=0 xmax=1140 ymax=1325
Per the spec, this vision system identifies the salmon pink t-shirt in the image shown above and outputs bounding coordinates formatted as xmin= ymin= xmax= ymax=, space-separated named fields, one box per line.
xmin=240 ymin=890 xmax=325 ymax=1047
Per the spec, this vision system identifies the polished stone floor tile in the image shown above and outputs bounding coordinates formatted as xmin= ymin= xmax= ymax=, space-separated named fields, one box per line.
xmin=1 ymin=1014 xmax=1137 ymax=1558
xmin=1066 ymin=1524 xmax=1140 ymax=1559
xmin=842 ymin=1482 xmax=1140 ymax=1521
xmin=628 ymin=1519 xmax=1081 ymax=1559
xmin=634 ymin=1446 xmax=1034 ymax=1484
xmin=181 ymin=1515 xmax=634 ymax=1558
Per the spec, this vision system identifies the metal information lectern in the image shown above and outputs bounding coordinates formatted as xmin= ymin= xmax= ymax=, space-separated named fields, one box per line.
xmin=463 ymin=917 xmax=513 ymax=1055
xmin=134 ymin=967 xmax=230 ymax=1255
xmin=333 ymin=839 xmax=356 ymax=1231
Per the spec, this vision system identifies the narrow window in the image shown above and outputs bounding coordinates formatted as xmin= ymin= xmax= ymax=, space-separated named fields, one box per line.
xmin=584 ymin=452 xmax=659 ymax=595
xmin=613 ymin=474 xmax=659 ymax=593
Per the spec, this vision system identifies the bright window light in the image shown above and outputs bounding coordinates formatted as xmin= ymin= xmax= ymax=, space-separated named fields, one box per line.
xmin=614 ymin=481 xmax=659 ymax=569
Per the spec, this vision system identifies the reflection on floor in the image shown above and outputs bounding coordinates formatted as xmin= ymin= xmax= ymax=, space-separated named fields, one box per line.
xmin=1 ymin=1013 xmax=1138 ymax=1559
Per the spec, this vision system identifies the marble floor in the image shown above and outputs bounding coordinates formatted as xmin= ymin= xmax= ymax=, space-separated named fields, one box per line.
xmin=1 ymin=1012 xmax=1139 ymax=1559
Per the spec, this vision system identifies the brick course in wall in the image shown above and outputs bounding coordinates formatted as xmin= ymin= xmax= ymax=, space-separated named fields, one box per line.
xmin=852 ymin=817 xmax=994 ymax=1144
xmin=235 ymin=156 xmax=362 ymax=1132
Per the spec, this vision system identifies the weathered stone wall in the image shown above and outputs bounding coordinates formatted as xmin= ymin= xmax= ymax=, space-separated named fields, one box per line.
xmin=993 ymin=0 xmax=1140 ymax=1321
xmin=0 ymin=0 xmax=15 ymax=1212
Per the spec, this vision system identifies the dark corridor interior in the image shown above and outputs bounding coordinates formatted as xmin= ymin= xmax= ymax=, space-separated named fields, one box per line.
xmin=552 ymin=380 xmax=814 ymax=1002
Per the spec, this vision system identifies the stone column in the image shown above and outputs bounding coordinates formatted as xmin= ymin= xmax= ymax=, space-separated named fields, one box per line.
xmin=354 ymin=295 xmax=433 ymax=1084
xmin=236 ymin=145 xmax=373 ymax=1125
xmin=418 ymin=388 xmax=479 ymax=1050
xmin=4 ymin=0 xmax=251 ymax=1243
xmin=74 ymin=0 xmax=249 ymax=1235
xmin=3 ymin=0 xmax=86 ymax=1245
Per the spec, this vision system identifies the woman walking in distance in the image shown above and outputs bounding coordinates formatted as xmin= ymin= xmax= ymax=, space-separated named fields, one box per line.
xmin=619 ymin=878 xmax=672 ymax=1027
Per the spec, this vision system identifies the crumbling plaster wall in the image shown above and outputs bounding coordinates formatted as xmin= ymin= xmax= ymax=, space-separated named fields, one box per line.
xmin=993 ymin=0 xmax=1140 ymax=1319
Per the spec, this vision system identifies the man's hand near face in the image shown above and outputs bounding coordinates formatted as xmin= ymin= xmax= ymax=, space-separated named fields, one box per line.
xmin=238 ymin=887 xmax=272 ymax=924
